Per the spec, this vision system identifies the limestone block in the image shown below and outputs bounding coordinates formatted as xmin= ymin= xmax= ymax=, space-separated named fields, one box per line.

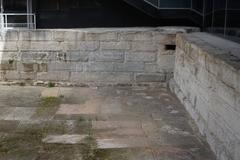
xmin=195 ymin=115 xmax=207 ymax=135
xmin=135 ymin=73 xmax=166 ymax=82
xmin=35 ymin=51 xmax=57 ymax=62
xmin=189 ymin=43 xmax=199 ymax=61
xmin=114 ymin=62 xmax=144 ymax=72
xmin=100 ymin=42 xmax=131 ymax=50
xmin=0 ymin=52 xmax=19 ymax=62
xmin=210 ymin=96 xmax=240 ymax=136
xmin=37 ymin=63 xmax=48 ymax=72
xmin=20 ymin=51 xmax=36 ymax=63
xmin=85 ymin=32 xmax=118 ymax=41
xmin=126 ymin=52 xmax=156 ymax=62
xmin=0 ymin=31 xmax=19 ymax=41
xmin=208 ymin=111 xmax=239 ymax=157
xmin=144 ymin=64 xmax=164 ymax=73
xmin=0 ymin=42 xmax=18 ymax=51
xmin=205 ymin=53 xmax=221 ymax=78
xmin=214 ymin=81 xmax=238 ymax=111
xmin=19 ymin=30 xmax=53 ymax=41
xmin=61 ymin=31 xmax=85 ymax=41
xmin=66 ymin=51 xmax=89 ymax=62
xmin=19 ymin=41 xmax=61 ymax=51
xmin=195 ymin=96 xmax=209 ymax=121
xmin=1 ymin=71 xmax=20 ymax=80
xmin=0 ymin=60 xmax=17 ymax=70
xmin=70 ymin=72 xmax=132 ymax=83
xmin=48 ymin=62 xmax=82 ymax=72
xmin=154 ymin=33 xmax=176 ymax=45
xmin=220 ymin=62 xmax=238 ymax=91
xmin=37 ymin=71 xmax=70 ymax=81
xmin=90 ymin=50 xmax=124 ymax=62
xmin=157 ymin=54 xmax=175 ymax=70
xmin=63 ymin=41 xmax=99 ymax=51
xmin=119 ymin=31 xmax=153 ymax=41
xmin=234 ymin=142 xmax=240 ymax=160
xmin=131 ymin=41 xmax=157 ymax=52
xmin=20 ymin=72 xmax=36 ymax=80
xmin=53 ymin=31 xmax=66 ymax=42
xmin=17 ymin=63 xmax=38 ymax=72
xmin=85 ymin=62 xmax=114 ymax=72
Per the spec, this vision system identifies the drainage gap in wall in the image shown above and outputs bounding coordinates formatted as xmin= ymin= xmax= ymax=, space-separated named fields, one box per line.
xmin=165 ymin=44 xmax=176 ymax=50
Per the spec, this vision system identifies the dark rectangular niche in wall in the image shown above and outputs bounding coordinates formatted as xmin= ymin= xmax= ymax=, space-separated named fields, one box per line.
xmin=165 ymin=44 xmax=176 ymax=50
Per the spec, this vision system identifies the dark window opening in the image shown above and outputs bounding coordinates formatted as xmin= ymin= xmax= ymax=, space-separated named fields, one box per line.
xmin=165 ymin=44 xmax=176 ymax=51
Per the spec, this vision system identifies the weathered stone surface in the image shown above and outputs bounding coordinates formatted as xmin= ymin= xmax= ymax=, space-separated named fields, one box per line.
xmin=70 ymin=72 xmax=133 ymax=83
xmin=131 ymin=41 xmax=157 ymax=52
xmin=63 ymin=41 xmax=99 ymax=51
xmin=4 ymin=107 xmax=36 ymax=121
xmin=37 ymin=71 xmax=70 ymax=81
xmin=114 ymin=62 xmax=145 ymax=72
xmin=85 ymin=32 xmax=118 ymax=41
xmin=119 ymin=32 xmax=153 ymax=41
xmin=0 ymin=85 xmax=215 ymax=160
xmin=0 ymin=28 xmax=197 ymax=84
xmin=136 ymin=73 xmax=166 ymax=82
xmin=48 ymin=62 xmax=82 ymax=72
xmin=100 ymin=41 xmax=131 ymax=50
xmin=90 ymin=51 xmax=124 ymax=62
xmin=85 ymin=62 xmax=114 ymax=72
xmin=0 ymin=31 xmax=19 ymax=41
xmin=172 ymin=32 xmax=240 ymax=160
xmin=42 ymin=134 xmax=87 ymax=144
xmin=66 ymin=51 xmax=89 ymax=62
xmin=56 ymin=99 xmax=102 ymax=115
xmin=19 ymin=30 xmax=53 ymax=41
xmin=92 ymin=121 xmax=141 ymax=130
xmin=0 ymin=42 xmax=18 ymax=51
xmin=41 ymin=88 xmax=60 ymax=97
xmin=126 ymin=52 xmax=156 ymax=62
xmin=96 ymin=137 xmax=148 ymax=149
xmin=60 ymin=31 xmax=85 ymax=41
xmin=19 ymin=41 xmax=61 ymax=51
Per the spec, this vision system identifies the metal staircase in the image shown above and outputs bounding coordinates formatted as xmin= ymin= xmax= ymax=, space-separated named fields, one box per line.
xmin=122 ymin=0 xmax=204 ymax=27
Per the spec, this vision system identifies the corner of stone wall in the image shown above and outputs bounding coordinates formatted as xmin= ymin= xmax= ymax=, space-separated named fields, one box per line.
xmin=171 ymin=32 xmax=240 ymax=160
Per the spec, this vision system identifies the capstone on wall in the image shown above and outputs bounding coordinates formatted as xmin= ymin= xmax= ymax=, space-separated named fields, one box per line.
xmin=0 ymin=27 xmax=198 ymax=85
xmin=170 ymin=32 xmax=240 ymax=160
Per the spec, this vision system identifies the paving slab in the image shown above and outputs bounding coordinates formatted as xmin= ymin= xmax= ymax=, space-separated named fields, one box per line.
xmin=92 ymin=121 xmax=141 ymax=130
xmin=100 ymin=98 xmax=123 ymax=114
xmin=0 ymin=85 xmax=216 ymax=160
xmin=56 ymin=100 xmax=102 ymax=116
xmin=42 ymin=134 xmax=88 ymax=144
xmin=96 ymin=137 xmax=149 ymax=149
xmin=41 ymin=88 xmax=61 ymax=97
xmin=95 ymin=128 xmax=145 ymax=138
xmin=4 ymin=107 xmax=36 ymax=121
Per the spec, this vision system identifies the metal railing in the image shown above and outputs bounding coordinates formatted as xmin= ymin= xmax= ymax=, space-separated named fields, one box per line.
xmin=0 ymin=13 xmax=36 ymax=30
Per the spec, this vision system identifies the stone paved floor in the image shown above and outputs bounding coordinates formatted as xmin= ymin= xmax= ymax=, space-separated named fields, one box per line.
xmin=0 ymin=85 xmax=216 ymax=160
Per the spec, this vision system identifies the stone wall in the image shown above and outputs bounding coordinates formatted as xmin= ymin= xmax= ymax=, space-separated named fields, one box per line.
xmin=170 ymin=32 xmax=240 ymax=160
xmin=0 ymin=27 xmax=198 ymax=85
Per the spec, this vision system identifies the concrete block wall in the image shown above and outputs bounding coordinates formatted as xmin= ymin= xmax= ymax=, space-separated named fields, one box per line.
xmin=0 ymin=27 xmax=198 ymax=85
xmin=170 ymin=32 xmax=240 ymax=160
